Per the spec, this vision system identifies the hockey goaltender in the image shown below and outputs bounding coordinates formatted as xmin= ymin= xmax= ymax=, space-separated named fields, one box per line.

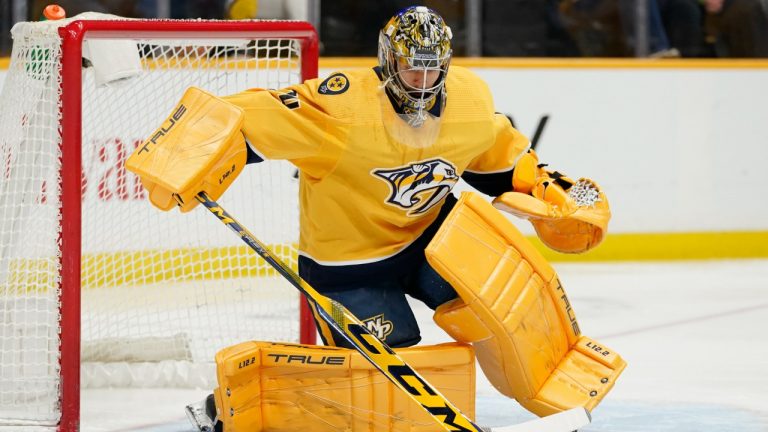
xmin=127 ymin=5 xmax=626 ymax=431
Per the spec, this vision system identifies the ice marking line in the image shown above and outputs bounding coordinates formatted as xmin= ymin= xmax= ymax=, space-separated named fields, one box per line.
xmin=596 ymin=303 xmax=768 ymax=339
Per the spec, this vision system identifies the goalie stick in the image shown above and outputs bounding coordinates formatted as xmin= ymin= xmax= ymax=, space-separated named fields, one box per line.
xmin=194 ymin=191 xmax=591 ymax=432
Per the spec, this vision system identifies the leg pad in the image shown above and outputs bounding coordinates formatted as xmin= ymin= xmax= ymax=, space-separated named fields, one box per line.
xmin=427 ymin=192 xmax=626 ymax=416
xmin=214 ymin=341 xmax=476 ymax=431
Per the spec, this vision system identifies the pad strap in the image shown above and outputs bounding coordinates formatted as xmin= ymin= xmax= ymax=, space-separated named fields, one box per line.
xmin=426 ymin=192 xmax=626 ymax=416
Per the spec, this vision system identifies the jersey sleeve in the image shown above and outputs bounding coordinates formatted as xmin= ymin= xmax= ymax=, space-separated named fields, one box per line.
xmin=462 ymin=113 xmax=531 ymax=197
xmin=222 ymin=80 xmax=346 ymax=178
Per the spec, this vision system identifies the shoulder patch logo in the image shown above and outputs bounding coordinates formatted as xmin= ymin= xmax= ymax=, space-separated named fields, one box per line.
xmin=319 ymin=73 xmax=349 ymax=95
xmin=373 ymin=158 xmax=459 ymax=216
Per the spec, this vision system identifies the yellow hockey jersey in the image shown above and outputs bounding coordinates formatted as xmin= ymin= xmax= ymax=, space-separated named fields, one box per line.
xmin=223 ymin=66 xmax=529 ymax=266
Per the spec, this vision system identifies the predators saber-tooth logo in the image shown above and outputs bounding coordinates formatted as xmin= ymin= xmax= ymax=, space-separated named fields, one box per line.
xmin=373 ymin=159 xmax=459 ymax=216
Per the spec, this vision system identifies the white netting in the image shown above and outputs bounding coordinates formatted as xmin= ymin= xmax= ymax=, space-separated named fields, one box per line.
xmin=0 ymin=18 xmax=64 ymax=429
xmin=567 ymin=179 xmax=602 ymax=207
xmin=0 ymin=16 xmax=311 ymax=428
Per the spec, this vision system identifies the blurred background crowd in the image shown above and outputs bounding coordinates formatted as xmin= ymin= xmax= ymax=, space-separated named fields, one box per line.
xmin=1 ymin=0 xmax=767 ymax=57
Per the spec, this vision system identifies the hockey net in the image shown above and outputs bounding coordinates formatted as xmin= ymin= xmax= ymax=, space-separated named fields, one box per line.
xmin=0 ymin=15 xmax=318 ymax=430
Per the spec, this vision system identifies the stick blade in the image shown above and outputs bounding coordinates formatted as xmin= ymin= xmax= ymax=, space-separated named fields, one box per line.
xmin=490 ymin=407 xmax=591 ymax=432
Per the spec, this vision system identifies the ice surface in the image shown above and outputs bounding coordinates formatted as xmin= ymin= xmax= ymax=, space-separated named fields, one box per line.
xmin=80 ymin=260 xmax=768 ymax=431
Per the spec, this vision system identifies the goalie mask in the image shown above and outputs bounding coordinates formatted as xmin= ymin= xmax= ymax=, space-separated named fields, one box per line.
xmin=378 ymin=6 xmax=452 ymax=128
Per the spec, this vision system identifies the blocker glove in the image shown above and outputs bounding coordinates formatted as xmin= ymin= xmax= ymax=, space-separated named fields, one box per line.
xmin=126 ymin=87 xmax=247 ymax=212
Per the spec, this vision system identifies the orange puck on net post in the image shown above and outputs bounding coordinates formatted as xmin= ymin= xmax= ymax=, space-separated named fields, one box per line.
xmin=43 ymin=4 xmax=67 ymax=20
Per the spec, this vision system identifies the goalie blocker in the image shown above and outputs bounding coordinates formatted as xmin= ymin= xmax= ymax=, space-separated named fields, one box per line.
xmin=125 ymin=87 xmax=247 ymax=213
xmin=427 ymin=192 xmax=626 ymax=416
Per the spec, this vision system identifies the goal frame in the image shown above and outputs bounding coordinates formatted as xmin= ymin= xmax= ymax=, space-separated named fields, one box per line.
xmin=55 ymin=19 xmax=319 ymax=431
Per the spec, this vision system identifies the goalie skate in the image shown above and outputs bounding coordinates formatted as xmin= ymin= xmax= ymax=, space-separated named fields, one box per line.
xmin=185 ymin=394 xmax=220 ymax=432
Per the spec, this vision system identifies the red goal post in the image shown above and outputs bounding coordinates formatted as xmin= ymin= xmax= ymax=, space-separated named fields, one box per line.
xmin=0 ymin=17 xmax=318 ymax=431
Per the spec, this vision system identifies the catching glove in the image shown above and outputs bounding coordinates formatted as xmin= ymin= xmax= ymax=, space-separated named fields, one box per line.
xmin=493 ymin=151 xmax=610 ymax=253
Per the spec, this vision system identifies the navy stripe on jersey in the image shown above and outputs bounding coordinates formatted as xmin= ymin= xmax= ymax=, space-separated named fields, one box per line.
xmin=461 ymin=169 xmax=513 ymax=197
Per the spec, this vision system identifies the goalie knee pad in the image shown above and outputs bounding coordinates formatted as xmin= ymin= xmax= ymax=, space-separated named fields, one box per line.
xmin=426 ymin=192 xmax=626 ymax=417
xmin=213 ymin=341 xmax=475 ymax=431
